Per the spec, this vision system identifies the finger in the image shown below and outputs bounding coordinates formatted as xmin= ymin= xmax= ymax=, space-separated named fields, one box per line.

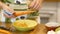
xmin=7 ymin=8 xmax=14 ymax=13
xmin=3 ymin=6 xmax=14 ymax=13
xmin=4 ymin=14 xmax=11 ymax=18
xmin=29 ymin=0 xmax=36 ymax=8
xmin=36 ymin=6 xmax=40 ymax=10
xmin=36 ymin=4 xmax=41 ymax=10
xmin=33 ymin=0 xmax=40 ymax=10
xmin=4 ymin=14 xmax=15 ymax=18
xmin=38 ymin=4 xmax=42 ymax=10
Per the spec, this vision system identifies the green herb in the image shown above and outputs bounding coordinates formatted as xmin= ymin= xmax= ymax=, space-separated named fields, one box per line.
xmin=16 ymin=18 xmax=19 ymax=20
xmin=28 ymin=10 xmax=39 ymax=16
xmin=5 ymin=18 xmax=11 ymax=23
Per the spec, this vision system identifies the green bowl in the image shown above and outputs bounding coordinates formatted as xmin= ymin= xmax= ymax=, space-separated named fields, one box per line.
xmin=55 ymin=27 xmax=60 ymax=32
xmin=12 ymin=20 xmax=38 ymax=31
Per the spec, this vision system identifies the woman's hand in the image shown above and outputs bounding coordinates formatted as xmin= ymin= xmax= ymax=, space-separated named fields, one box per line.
xmin=3 ymin=5 xmax=15 ymax=18
xmin=0 ymin=1 xmax=15 ymax=18
xmin=29 ymin=0 xmax=43 ymax=10
xmin=2 ymin=4 xmax=15 ymax=18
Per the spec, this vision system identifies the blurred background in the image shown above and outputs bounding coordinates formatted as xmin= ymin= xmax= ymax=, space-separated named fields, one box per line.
xmin=0 ymin=0 xmax=60 ymax=24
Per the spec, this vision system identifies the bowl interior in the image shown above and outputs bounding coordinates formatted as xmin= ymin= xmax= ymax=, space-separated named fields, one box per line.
xmin=13 ymin=20 xmax=38 ymax=31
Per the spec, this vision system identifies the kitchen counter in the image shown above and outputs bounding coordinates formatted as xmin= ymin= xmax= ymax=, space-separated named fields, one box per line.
xmin=0 ymin=22 xmax=47 ymax=34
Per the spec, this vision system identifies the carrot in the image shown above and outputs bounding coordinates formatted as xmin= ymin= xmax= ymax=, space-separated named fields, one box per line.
xmin=0 ymin=29 xmax=11 ymax=34
xmin=13 ymin=10 xmax=35 ymax=17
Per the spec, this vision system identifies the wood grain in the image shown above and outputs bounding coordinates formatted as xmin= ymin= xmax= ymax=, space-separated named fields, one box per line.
xmin=0 ymin=22 xmax=47 ymax=34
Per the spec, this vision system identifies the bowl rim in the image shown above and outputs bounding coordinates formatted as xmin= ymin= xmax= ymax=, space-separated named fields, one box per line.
xmin=12 ymin=19 xmax=38 ymax=28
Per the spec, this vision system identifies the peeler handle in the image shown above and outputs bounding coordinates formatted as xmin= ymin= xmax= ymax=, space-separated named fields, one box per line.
xmin=3 ymin=10 xmax=13 ymax=16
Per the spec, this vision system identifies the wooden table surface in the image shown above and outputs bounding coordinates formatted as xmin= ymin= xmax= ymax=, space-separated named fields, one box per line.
xmin=0 ymin=22 xmax=47 ymax=34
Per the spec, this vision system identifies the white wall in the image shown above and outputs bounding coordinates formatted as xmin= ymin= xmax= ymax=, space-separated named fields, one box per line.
xmin=57 ymin=2 xmax=60 ymax=23
xmin=40 ymin=2 xmax=57 ymax=23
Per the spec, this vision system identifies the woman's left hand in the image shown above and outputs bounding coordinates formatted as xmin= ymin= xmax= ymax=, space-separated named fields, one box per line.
xmin=0 ymin=1 xmax=15 ymax=18
xmin=29 ymin=0 xmax=43 ymax=10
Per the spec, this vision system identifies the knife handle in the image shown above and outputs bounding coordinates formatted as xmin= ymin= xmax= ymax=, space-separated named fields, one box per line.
xmin=3 ymin=10 xmax=13 ymax=16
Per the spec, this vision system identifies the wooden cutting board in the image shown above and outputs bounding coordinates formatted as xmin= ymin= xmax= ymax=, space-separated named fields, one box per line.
xmin=0 ymin=22 xmax=47 ymax=34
